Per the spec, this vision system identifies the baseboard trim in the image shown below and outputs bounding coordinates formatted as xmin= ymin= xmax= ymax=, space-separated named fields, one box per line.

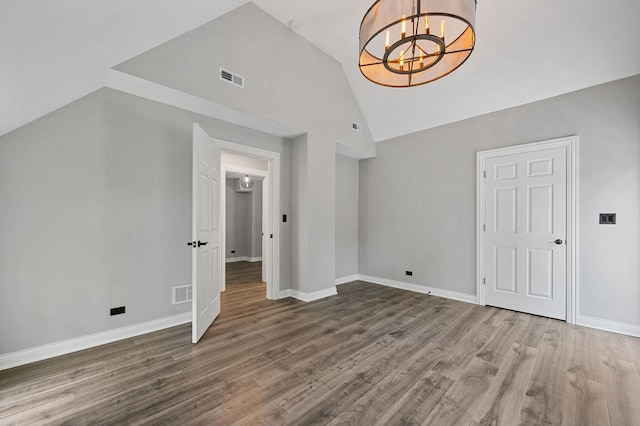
xmin=577 ymin=315 xmax=640 ymax=338
xmin=335 ymin=275 xmax=359 ymax=286
xmin=225 ymin=256 xmax=262 ymax=263
xmin=358 ymin=274 xmax=477 ymax=305
xmin=226 ymin=257 xmax=249 ymax=263
xmin=278 ymin=287 xmax=338 ymax=303
xmin=0 ymin=312 xmax=192 ymax=371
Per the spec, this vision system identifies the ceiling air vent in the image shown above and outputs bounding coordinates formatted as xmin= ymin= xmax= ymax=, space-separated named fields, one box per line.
xmin=220 ymin=67 xmax=245 ymax=89
xmin=352 ymin=122 xmax=363 ymax=133
xmin=172 ymin=285 xmax=193 ymax=305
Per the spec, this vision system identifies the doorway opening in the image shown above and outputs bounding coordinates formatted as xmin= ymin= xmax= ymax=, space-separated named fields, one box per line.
xmin=223 ymin=153 xmax=267 ymax=301
xmin=219 ymin=142 xmax=281 ymax=302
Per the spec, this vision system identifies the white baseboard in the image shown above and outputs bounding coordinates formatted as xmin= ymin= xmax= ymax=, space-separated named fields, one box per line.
xmin=577 ymin=315 xmax=640 ymax=338
xmin=0 ymin=312 xmax=191 ymax=371
xmin=278 ymin=286 xmax=338 ymax=302
xmin=225 ymin=256 xmax=262 ymax=263
xmin=358 ymin=274 xmax=477 ymax=305
xmin=226 ymin=257 xmax=248 ymax=263
xmin=335 ymin=275 xmax=359 ymax=285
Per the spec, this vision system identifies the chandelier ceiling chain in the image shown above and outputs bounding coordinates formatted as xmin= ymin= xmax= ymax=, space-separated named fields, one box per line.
xmin=359 ymin=0 xmax=477 ymax=88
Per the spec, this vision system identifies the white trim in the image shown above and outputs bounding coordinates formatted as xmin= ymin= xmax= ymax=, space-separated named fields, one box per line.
xmin=278 ymin=287 xmax=338 ymax=302
xmin=218 ymin=140 xmax=281 ymax=301
xmin=0 ymin=313 xmax=191 ymax=371
xmin=577 ymin=315 xmax=640 ymax=338
xmin=335 ymin=275 xmax=359 ymax=285
xmin=225 ymin=256 xmax=263 ymax=263
xmin=358 ymin=275 xmax=477 ymax=304
xmin=278 ymin=289 xmax=294 ymax=299
xmin=224 ymin=164 xmax=268 ymax=178
xmin=105 ymin=69 xmax=303 ymax=139
xmin=476 ymin=136 xmax=579 ymax=324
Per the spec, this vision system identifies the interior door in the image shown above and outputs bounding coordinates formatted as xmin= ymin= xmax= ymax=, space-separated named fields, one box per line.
xmin=191 ymin=123 xmax=221 ymax=343
xmin=484 ymin=146 xmax=567 ymax=319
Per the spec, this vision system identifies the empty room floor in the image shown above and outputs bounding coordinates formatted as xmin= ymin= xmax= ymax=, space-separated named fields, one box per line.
xmin=1 ymin=280 xmax=640 ymax=425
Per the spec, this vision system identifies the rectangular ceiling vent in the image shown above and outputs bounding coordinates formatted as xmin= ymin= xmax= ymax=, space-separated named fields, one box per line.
xmin=220 ymin=67 xmax=245 ymax=89
xmin=172 ymin=285 xmax=193 ymax=305
xmin=351 ymin=122 xmax=364 ymax=133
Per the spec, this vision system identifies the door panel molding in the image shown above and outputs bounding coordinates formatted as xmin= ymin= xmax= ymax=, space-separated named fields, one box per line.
xmin=192 ymin=123 xmax=222 ymax=343
xmin=477 ymin=136 xmax=578 ymax=324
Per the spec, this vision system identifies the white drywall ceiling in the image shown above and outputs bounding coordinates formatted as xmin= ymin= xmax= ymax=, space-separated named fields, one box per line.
xmin=2 ymin=0 xmax=639 ymax=141
xmin=0 ymin=0 xmax=249 ymax=137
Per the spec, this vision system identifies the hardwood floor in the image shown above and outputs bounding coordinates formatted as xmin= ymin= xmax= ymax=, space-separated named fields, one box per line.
xmin=2 ymin=263 xmax=640 ymax=425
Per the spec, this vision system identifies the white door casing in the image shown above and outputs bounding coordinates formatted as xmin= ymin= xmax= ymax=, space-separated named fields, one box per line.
xmin=261 ymin=175 xmax=269 ymax=283
xmin=477 ymin=136 xmax=578 ymax=322
xmin=192 ymin=124 xmax=222 ymax=344
xmin=218 ymin=140 xmax=281 ymax=301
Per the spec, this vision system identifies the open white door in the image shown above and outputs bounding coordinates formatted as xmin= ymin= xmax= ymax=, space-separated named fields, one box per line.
xmin=191 ymin=123 xmax=222 ymax=344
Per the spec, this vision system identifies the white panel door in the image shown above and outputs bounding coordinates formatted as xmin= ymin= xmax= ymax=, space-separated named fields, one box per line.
xmin=484 ymin=147 xmax=567 ymax=319
xmin=192 ymin=124 xmax=221 ymax=344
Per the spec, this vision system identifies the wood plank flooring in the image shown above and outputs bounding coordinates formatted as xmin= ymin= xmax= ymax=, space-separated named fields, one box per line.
xmin=1 ymin=262 xmax=639 ymax=425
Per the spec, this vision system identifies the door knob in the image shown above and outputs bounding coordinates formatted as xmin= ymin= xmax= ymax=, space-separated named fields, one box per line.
xmin=197 ymin=241 xmax=209 ymax=247
xmin=548 ymin=239 xmax=564 ymax=245
xmin=187 ymin=241 xmax=196 ymax=247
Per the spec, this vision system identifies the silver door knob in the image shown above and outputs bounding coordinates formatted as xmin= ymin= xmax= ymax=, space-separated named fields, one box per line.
xmin=548 ymin=239 xmax=564 ymax=245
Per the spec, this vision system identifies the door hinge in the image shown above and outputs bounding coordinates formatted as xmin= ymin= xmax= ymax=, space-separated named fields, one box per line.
xmin=483 ymin=277 xmax=486 ymax=285
xmin=483 ymin=171 xmax=486 ymax=178
xmin=270 ymin=234 xmax=273 ymax=239
xmin=482 ymin=224 xmax=486 ymax=231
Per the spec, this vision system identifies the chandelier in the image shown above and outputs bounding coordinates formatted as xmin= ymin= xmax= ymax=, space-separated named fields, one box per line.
xmin=240 ymin=175 xmax=254 ymax=189
xmin=359 ymin=0 xmax=476 ymax=87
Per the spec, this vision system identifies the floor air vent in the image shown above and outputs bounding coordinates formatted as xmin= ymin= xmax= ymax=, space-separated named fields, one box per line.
xmin=220 ymin=68 xmax=245 ymax=88
xmin=172 ymin=285 xmax=193 ymax=305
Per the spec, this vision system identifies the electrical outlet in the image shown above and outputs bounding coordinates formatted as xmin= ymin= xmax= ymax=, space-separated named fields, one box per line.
xmin=599 ymin=213 xmax=616 ymax=224
xmin=110 ymin=306 xmax=125 ymax=316
xmin=405 ymin=271 xmax=413 ymax=276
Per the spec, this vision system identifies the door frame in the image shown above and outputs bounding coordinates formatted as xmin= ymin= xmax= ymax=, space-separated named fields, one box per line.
xmin=216 ymin=139 xmax=281 ymax=301
xmin=220 ymin=163 xmax=268 ymax=291
xmin=476 ymin=136 xmax=579 ymax=324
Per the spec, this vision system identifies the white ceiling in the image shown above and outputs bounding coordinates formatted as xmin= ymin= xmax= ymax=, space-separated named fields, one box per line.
xmin=2 ymin=0 xmax=639 ymax=141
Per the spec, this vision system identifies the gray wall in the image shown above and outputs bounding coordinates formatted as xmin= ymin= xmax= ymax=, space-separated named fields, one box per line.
xmin=289 ymin=134 xmax=308 ymax=292
xmin=359 ymin=75 xmax=640 ymax=327
xmin=225 ymin=179 xmax=251 ymax=258
xmin=113 ymin=3 xmax=374 ymax=158
xmin=251 ymin=182 xmax=263 ymax=258
xmin=114 ymin=2 xmax=368 ymax=294
xmin=225 ymin=178 xmax=262 ymax=259
xmin=287 ymin=133 xmax=336 ymax=293
xmin=0 ymin=88 xmax=290 ymax=354
xmin=335 ymin=154 xmax=359 ymax=279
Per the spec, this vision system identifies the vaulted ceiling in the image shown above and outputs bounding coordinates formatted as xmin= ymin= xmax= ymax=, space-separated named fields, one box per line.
xmin=2 ymin=0 xmax=639 ymax=141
